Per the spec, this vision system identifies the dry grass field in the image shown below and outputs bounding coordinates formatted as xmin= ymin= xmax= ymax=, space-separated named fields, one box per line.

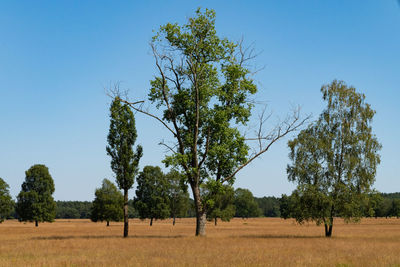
xmin=0 ymin=218 xmax=400 ymax=266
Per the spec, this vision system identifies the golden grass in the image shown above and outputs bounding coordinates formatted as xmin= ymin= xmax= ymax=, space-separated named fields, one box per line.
xmin=1 ymin=217 xmax=400 ymax=266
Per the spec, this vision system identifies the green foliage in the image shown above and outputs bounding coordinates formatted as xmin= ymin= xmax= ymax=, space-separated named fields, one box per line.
xmin=165 ymin=170 xmax=190 ymax=222
xmin=0 ymin=178 xmax=14 ymax=223
xmin=16 ymin=164 xmax=56 ymax=225
xmin=286 ymin=80 xmax=381 ymax=236
xmin=56 ymin=201 xmax=92 ymax=219
xmin=279 ymin=194 xmax=292 ymax=219
xmin=91 ymin=179 xmax=124 ymax=225
xmin=127 ymin=199 xmax=138 ymax=218
xmin=203 ymin=181 xmax=235 ymax=224
xmin=391 ymin=199 xmax=400 ymax=218
xmin=381 ymin=192 xmax=400 ymax=199
xmin=107 ymin=98 xmax=143 ymax=192
xmin=234 ymin=188 xmax=261 ymax=218
xmin=255 ymin=196 xmax=281 ymax=217
xmin=360 ymin=190 xmax=382 ymax=217
xmin=153 ymin=8 xmax=254 ymax=180
xmin=134 ymin=166 xmax=170 ymax=223
xmin=57 ymin=206 xmax=80 ymax=219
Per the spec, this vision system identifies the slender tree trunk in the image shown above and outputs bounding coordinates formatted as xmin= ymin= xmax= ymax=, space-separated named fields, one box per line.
xmin=173 ymin=215 xmax=176 ymax=226
xmin=324 ymin=218 xmax=333 ymax=237
xmin=123 ymin=189 xmax=129 ymax=238
xmin=324 ymin=224 xmax=333 ymax=237
xmin=192 ymin=184 xmax=206 ymax=236
xmin=150 ymin=218 xmax=153 ymax=226
xmin=35 ymin=220 xmax=38 ymax=227
xmin=214 ymin=217 xmax=217 ymax=226
xmin=107 ymin=221 xmax=110 ymax=227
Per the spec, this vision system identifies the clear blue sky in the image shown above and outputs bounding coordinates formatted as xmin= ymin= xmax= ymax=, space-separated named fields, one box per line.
xmin=1 ymin=1 xmax=399 ymax=201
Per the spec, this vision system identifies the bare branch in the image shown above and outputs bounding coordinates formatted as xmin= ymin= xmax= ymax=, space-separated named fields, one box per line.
xmin=236 ymin=37 xmax=265 ymax=75
xmin=159 ymin=139 xmax=178 ymax=154
xmin=151 ymin=43 xmax=190 ymax=172
xmin=120 ymin=98 xmax=177 ymax=137
xmin=105 ymin=82 xmax=130 ymax=100
xmin=222 ymin=108 xmax=311 ymax=183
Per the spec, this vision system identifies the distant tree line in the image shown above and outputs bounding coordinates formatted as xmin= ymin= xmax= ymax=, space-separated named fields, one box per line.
xmin=372 ymin=193 xmax=400 ymax=218
xmin=1 ymin=174 xmax=399 ymax=222
xmin=56 ymin=191 xmax=400 ymax=220
xmin=56 ymin=201 xmax=92 ymax=219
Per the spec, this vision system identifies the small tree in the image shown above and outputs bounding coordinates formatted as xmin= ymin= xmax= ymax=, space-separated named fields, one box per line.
xmin=16 ymin=164 xmax=56 ymax=227
xmin=166 ymin=170 xmax=190 ymax=225
xmin=234 ymin=188 xmax=261 ymax=218
xmin=0 ymin=178 xmax=14 ymax=223
xmin=91 ymin=179 xmax=123 ymax=226
xmin=107 ymin=97 xmax=143 ymax=237
xmin=287 ymin=80 xmax=381 ymax=237
xmin=134 ymin=166 xmax=170 ymax=226
xmin=203 ymin=182 xmax=235 ymax=225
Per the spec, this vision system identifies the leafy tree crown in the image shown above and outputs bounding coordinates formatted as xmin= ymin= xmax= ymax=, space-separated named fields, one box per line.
xmin=107 ymin=98 xmax=143 ymax=190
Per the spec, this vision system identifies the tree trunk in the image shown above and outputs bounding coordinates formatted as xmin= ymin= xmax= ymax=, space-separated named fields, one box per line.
xmin=324 ymin=221 xmax=333 ymax=237
xmin=192 ymin=184 xmax=206 ymax=236
xmin=107 ymin=221 xmax=110 ymax=227
xmin=214 ymin=217 xmax=217 ymax=226
xmin=150 ymin=218 xmax=153 ymax=226
xmin=123 ymin=189 xmax=129 ymax=238
xmin=35 ymin=220 xmax=38 ymax=227
xmin=173 ymin=215 xmax=176 ymax=226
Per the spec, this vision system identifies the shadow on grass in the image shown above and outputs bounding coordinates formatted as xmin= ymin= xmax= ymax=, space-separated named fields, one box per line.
xmin=32 ymin=234 xmax=186 ymax=240
xmin=234 ymin=234 xmax=325 ymax=239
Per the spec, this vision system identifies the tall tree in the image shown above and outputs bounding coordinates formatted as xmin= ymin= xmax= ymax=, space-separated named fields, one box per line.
xmin=166 ymin=170 xmax=190 ymax=225
xmin=107 ymin=98 xmax=143 ymax=237
xmin=0 ymin=178 xmax=14 ymax=223
xmin=287 ymin=80 xmax=381 ymax=237
xmin=134 ymin=166 xmax=170 ymax=226
xmin=234 ymin=188 xmax=261 ymax=218
xmin=91 ymin=179 xmax=124 ymax=226
xmin=16 ymin=164 xmax=56 ymax=227
xmin=117 ymin=8 xmax=306 ymax=236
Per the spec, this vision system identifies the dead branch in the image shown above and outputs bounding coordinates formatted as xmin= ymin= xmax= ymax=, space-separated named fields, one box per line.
xmin=237 ymin=37 xmax=265 ymax=75
xmin=159 ymin=139 xmax=178 ymax=154
xmin=222 ymin=107 xmax=311 ymax=183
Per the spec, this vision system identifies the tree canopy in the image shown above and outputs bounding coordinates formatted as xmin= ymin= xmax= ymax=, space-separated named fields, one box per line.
xmin=286 ymin=80 xmax=381 ymax=237
xmin=203 ymin=182 xmax=235 ymax=225
xmin=91 ymin=179 xmax=124 ymax=226
xmin=16 ymin=164 xmax=56 ymax=227
xmin=134 ymin=166 xmax=170 ymax=226
xmin=234 ymin=188 xmax=261 ymax=218
xmin=165 ymin=170 xmax=190 ymax=225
